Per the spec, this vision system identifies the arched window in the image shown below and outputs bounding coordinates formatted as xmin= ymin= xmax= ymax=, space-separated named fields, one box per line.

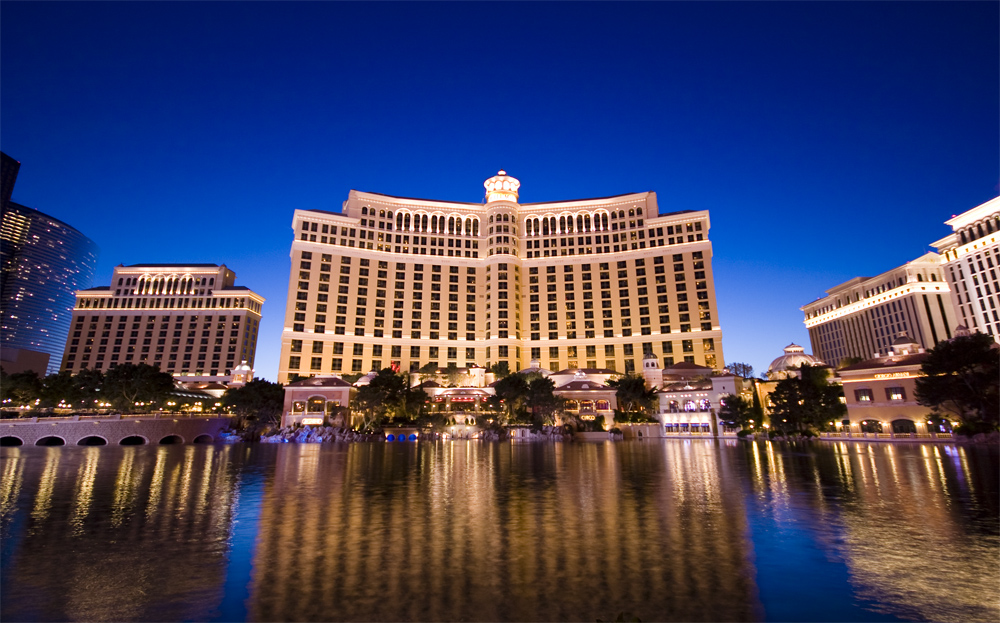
xmin=601 ymin=213 xmax=609 ymax=229
xmin=559 ymin=216 xmax=566 ymax=233
xmin=542 ymin=218 xmax=550 ymax=235
xmin=577 ymin=215 xmax=584 ymax=231
xmin=404 ymin=213 xmax=411 ymax=230
xmin=307 ymin=397 xmax=325 ymax=413
xmin=448 ymin=217 xmax=455 ymax=234
xmin=584 ymin=214 xmax=592 ymax=231
xmin=525 ymin=219 xmax=532 ymax=235
xmin=533 ymin=218 xmax=540 ymax=235
xmin=396 ymin=213 xmax=404 ymax=229
xmin=596 ymin=400 xmax=610 ymax=410
xmin=421 ymin=214 xmax=428 ymax=232
xmin=431 ymin=215 xmax=438 ymax=233
xmin=473 ymin=220 xmax=479 ymax=236
xmin=636 ymin=207 xmax=643 ymax=215
xmin=619 ymin=210 xmax=625 ymax=218
xmin=361 ymin=207 xmax=368 ymax=215
xmin=629 ymin=209 xmax=635 ymax=217
xmin=379 ymin=210 xmax=385 ymax=218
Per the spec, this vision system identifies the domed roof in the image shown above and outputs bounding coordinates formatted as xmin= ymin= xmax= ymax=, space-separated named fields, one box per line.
xmin=767 ymin=343 xmax=825 ymax=379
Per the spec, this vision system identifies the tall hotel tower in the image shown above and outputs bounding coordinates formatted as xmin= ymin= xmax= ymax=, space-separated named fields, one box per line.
xmin=278 ymin=172 xmax=724 ymax=382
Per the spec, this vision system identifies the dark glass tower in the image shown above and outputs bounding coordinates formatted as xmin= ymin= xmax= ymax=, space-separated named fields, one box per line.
xmin=1 ymin=152 xmax=100 ymax=374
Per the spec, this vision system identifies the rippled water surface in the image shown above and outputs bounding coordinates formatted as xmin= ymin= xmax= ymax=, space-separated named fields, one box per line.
xmin=1 ymin=440 xmax=997 ymax=622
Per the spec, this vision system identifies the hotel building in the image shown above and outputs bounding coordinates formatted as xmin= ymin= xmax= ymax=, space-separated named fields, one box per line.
xmin=931 ymin=196 xmax=1000 ymax=340
xmin=61 ymin=263 xmax=263 ymax=381
xmin=278 ymin=172 xmax=725 ymax=383
xmin=801 ymin=253 xmax=957 ymax=366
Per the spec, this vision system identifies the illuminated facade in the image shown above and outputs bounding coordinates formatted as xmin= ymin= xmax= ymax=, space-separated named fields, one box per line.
xmin=931 ymin=196 xmax=1000 ymax=340
xmin=278 ymin=172 xmax=725 ymax=382
xmin=801 ymin=253 xmax=956 ymax=366
xmin=837 ymin=335 xmax=934 ymax=435
xmin=61 ymin=264 xmax=263 ymax=381
xmin=1 ymin=152 xmax=99 ymax=374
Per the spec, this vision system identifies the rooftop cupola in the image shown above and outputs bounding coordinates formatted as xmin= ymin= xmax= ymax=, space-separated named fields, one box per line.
xmin=484 ymin=170 xmax=520 ymax=203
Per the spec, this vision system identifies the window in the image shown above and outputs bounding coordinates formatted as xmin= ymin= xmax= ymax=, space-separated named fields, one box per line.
xmin=855 ymin=389 xmax=873 ymax=402
xmin=886 ymin=387 xmax=906 ymax=401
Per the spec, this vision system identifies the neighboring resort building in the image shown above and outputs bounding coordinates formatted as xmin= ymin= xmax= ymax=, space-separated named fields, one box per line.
xmin=801 ymin=252 xmax=957 ymax=366
xmin=61 ymin=263 xmax=264 ymax=382
xmin=282 ymin=375 xmax=354 ymax=427
xmin=1 ymin=152 xmax=99 ymax=374
xmin=836 ymin=334 xmax=938 ymax=436
xmin=931 ymin=196 xmax=1000 ymax=341
xmin=278 ymin=171 xmax=725 ymax=383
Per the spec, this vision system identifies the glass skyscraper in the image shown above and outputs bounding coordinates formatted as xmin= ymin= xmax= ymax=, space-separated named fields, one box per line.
xmin=1 ymin=152 xmax=99 ymax=375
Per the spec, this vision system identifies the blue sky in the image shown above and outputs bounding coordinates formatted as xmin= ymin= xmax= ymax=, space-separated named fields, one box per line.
xmin=2 ymin=2 xmax=997 ymax=381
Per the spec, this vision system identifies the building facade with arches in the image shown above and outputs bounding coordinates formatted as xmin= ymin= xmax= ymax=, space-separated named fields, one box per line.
xmin=61 ymin=263 xmax=264 ymax=382
xmin=279 ymin=172 xmax=725 ymax=383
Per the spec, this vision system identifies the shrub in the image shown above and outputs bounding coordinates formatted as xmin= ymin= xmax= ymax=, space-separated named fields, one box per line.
xmin=767 ymin=429 xmax=784 ymax=439
xmin=736 ymin=429 xmax=752 ymax=438
xmin=954 ymin=421 xmax=998 ymax=437
xmin=610 ymin=427 xmax=622 ymax=436
xmin=800 ymin=429 xmax=817 ymax=439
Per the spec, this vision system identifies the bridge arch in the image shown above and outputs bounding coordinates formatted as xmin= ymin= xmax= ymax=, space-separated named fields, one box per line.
xmin=193 ymin=434 xmax=213 ymax=443
xmin=159 ymin=434 xmax=184 ymax=445
xmin=36 ymin=436 xmax=66 ymax=446
xmin=78 ymin=435 xmax=108 ymax=446
xmin=1 ymin=436 xmax=24 ymax=446
xmin=119 ymin=435 xmax=148 ymax=446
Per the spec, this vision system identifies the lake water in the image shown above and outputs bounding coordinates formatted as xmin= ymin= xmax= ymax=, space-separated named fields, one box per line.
xmin=1 ymin=440 xmax=997 ymax=622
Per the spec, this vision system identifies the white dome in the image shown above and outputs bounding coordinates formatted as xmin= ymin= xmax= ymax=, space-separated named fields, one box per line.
xmin=767 ymin=343 xmax=824 ymax=379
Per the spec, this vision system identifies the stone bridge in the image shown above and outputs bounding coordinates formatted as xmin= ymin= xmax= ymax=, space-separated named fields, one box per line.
xmin=0 ymin=415 xmax=232 ymax=447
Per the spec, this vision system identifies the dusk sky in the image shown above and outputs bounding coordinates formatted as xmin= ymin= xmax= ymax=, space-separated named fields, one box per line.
xmin=2 ymin=1 xmax=997 ymax=382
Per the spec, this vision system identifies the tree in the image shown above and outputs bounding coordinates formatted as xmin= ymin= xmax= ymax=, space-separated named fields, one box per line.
xmin=728 ymin=362 xmax=755 ymax=380
xmin=488 ymin=373 xmax=529 ymax=425
xmin=222 ymin=379 xmax=284 ymax=426
xmin=767 ymin=365 xmax=845 ymax=432
xmin=915 ymin=333 xmax=1000 ymax=429
xmin=525 ymin=376 xmax=564 ymax=427
xmin=444 ymin=363 xmax=464 ymax=388
xmin=608 ymin=374 xmax=657 ymax=418
xmin=101 ymin=363 xmax=175 ymax=412
xmin=352 ymin=368 xmax=422 ymax=430
xmin=489 ymin=361 xmax=511 ymax=379
xmin=1 ymin=370 xmax=42 ymax=408
xmin=718 ymin=393 xmax=754 ymax=429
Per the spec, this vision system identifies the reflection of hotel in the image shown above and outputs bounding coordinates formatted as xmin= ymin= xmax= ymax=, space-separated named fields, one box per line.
xmin=278 ymin=172 xmax=725 ymax=383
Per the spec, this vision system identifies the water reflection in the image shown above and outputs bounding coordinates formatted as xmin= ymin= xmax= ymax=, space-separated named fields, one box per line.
xmin=1 ymin=445 xmax=243 ymax=622
xmin=0 ymin=441 xmax=996 ymax=623
xmin=247 ymin=441 xmax=758 ymax=622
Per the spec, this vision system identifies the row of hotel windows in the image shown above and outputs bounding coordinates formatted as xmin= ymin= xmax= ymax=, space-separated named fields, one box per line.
xmin=287 ymin=340 xmax=717 ymax=374
xmin=76 ymin=296 xmax=259 ymax=312
xmin=290 ymin=255 xmax=712 ymax=339
xmin=854 ymin=387 xmax=907 ymax=402
xmin=955 ymin=214 xmax=999 ymax=246
xmin=116 ymin=275 xmax=216 ymax=295
xmin=804 ymin=272 xmax=943 ymax=318
xmin=299 ymin=216 xmax=705 ymax=257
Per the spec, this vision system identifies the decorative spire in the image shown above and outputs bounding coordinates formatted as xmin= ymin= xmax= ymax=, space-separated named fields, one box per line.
xmin=484 ymin=170 xmax=520 ymax=203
